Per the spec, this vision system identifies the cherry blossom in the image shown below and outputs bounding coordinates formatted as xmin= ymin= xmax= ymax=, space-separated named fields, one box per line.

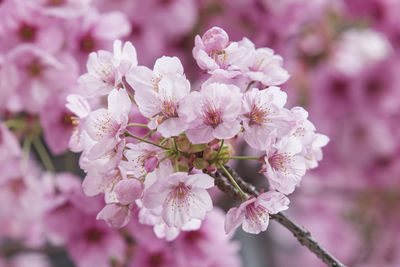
xmin=241 ymin=87 xmax=294 ymax=150
xmin=181 ymin=82 xmax=243 ymax=144
xmin=82 ymin=88 xmax=131 ymax=159
xmin=262 ymin=137 xmax=307 ymax=194
xmin=126 ymin=56 xmax=190 ymax=137
xmin=225 ymin=191 xmax=289 ymax=234
xmin=78 ymin=40 xmax=137 ymax=97
xmin=143 ymin=172 xmax=214 ymax=229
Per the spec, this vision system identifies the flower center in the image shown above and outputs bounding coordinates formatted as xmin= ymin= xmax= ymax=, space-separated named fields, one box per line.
xmin=27 ymin=60 xmax=43 ymax=77
xmin=165 ymin=183 xmax=192 ymax=212
xmin=148 ymin=252 xmax=164 ymax=267
xmin=268 ymin=152 xmax=293 ymax=175
xmin=85 ymin=228 xmax=103 ymax=243
xmin=8 ymin=177 xmax=27 ymax=195
xmin=248 ymin=104 xmax=270 ymax=126
xmin=18 ymin=23 xmax=36 ymax=42
xmin=48 ymin=0 xmax=65 ymax=6
xmin=202 ymin=101 xmax=222 ymax=128
xmin=80 ymin=35 xmax=96 ymax=53
xmin=246 ymin=203 xmax=269 ymax=227
xmin=160 ymin=98 xmax=178 ymax=118
xmin=211 ymin=50 xmax=228 ymax=68
xmin=94 ymin=113 xmax=119 ymax=139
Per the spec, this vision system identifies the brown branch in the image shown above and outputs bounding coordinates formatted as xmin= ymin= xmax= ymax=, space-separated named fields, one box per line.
xmin=0 ymin=243 xmax=65 ymax=255
xmin=210 ymin=166 xmax=347 ymax=267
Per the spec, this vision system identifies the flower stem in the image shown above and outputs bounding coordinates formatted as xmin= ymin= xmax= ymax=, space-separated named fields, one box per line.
xmin=32 ymin=138 xmax=55 ymax=174
xmin=127 ymin=123 xmax=149 ymax=128
xmin=221 ymin=156 xmax=260 ymax=160
xmin=5 ymin=119 xmax=25 ymax=129
xmin=173 ymin=137 xmax=178 ymax=151
xmin=125 ymin=131 xmax=169 ymax=150
xmin=143 ymin=129 xmax=156 ymax=139
xmin=245 ymin=80 xmax=255 ymax=92
xmin=217 ymin=163 xmax=247 ymax=199
xmin=21 ymin=135 xmax=33 ymax=170
xmin=174 ymin=152 xmax=180 ymax=172
xmin=211 ymin=139 xmax=224 ymax=164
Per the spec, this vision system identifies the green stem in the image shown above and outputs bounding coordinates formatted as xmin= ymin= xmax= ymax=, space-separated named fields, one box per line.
xmin=211 ymin=139 xmax=224 ymax=164
xmin=245 ymin=80 xmax=256 ymax=92
xmin=5 ymin=119 xmax=26 ymax=129
xmin=143 ymin=129 xmax=156 ymax=139
xmin=125 ymin=131 xmax=169 ymax=150
xmin=21 ymin=135 xmax=33 ymax=170
xmin=173 ymin=150 xmax=181 ymax=172
xmin=160 ymin=138 xmax=169 ymax=146
xmin=173 ymin=137 xmax=178 ymax=151
xmin=221 ymin=156 xmax=260 ymax=160
xmin=218 ymin=163 xmax=247 ymax=199
xmin=127 ymin=123 xmax=149 ymax=128
xmin=32 ymin=138 xmax=56 ymax=174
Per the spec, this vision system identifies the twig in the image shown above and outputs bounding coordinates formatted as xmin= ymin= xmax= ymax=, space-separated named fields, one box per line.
xmin=210 ymin=166 xmax=346 ymax=267
xmin=0 ymin=243 xmax=65 ymax=255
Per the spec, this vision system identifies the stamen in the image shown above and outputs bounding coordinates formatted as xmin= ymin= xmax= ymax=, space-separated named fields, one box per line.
xmin=202 ymin=101 xmax=222 ymax=128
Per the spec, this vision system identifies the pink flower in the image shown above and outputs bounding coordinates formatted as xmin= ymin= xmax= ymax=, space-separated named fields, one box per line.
xmin=67 ymin=218 xmax=125 ymax=267
xmin=67 ymin=8 xmax=131 ymax=69
xmin=83 ymin=88 xmax=131 ymax=159
xmin=241 ymin=87 xmax=294 ymax=150
xmin=181 ymin=82 xmax=243 ymax=144
xmin=290 ymin=107 xmax=329 ymax=169
xmin=27 ymin=0 xmax=91 ymax=18
xmin=129 ymin=241 xmax=178 ymax=267
xmin=143 ymin=172 xmax=214 ymax=229
xmin=126 ymin=56 xmax=190 ymax=137
xmin=96 ymin=203 xmax=131 ymax=229
xmin=0 ymin=54 xmax=18 ymax=109
xmin=0 ymin=123 xmax=21 ymax=163
xmin=40 ymin=91 xmax=76 ymax=155
xmin=240 ymin=37 xmax=289 ymax=86
xmin=174 ymin=208 xmax=241 ymax=267
xmin=0 ymin=159 xmax=44 ymax=220
xmin=78 ymin=40 xmax=137 ymax=97
xmin=0 ymin=4 xmax=64 ymax=53
xmin=193 ymin=26 xmax=250 ymax=77
xmin=114 ymin=179 xmax=143 ymax=205
xmin=225 ymin=191 xmax=289 ymax=234
xmin=138 ymin=203 xmax=201 ymax=241
xmin=82 ymin=158 xmax=124 ymax=197
xmin=262 ymin=137 xmax=307 ymax=194
xmin=6 ymin=45 xmax=78 ymax=113
xmin=65 ymin=94 xmax=91 ymax=153
xmin=122 ymin=142 xmax=162 ymax=179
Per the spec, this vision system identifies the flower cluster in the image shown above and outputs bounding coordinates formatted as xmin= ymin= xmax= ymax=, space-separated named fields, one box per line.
xmin=68 ymin=26 xmax=328 ymax=237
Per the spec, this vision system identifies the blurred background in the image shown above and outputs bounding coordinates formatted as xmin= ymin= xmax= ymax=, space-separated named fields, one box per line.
xmin=1 ymin=0 xmax=400 ymax=266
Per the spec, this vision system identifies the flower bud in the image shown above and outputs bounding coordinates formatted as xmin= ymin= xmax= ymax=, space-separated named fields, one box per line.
xmin=144 ymin=156 xmax=159 ymax=173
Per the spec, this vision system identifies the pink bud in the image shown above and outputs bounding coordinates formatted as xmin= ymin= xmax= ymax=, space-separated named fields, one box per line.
xmin=144 ymin=156 xmax=159 ymax=173
xmin=202 ymin=27 xmax=229 ymax=54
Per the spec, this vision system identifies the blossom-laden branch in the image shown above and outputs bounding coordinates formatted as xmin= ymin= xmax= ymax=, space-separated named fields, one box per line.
xmin=210 ymin=166 xmax=346 ymax=267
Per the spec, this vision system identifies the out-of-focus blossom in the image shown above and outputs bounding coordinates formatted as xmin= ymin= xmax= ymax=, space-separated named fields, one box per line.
xmin=332 ymin=29 xmax=391 ymax=75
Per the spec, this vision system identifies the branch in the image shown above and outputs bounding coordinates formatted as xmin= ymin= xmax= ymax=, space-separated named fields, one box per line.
xmin=0 ymin=243 xmax=65 ymax=255
xmin=210 ymin=166 xmax=346 ymax=267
